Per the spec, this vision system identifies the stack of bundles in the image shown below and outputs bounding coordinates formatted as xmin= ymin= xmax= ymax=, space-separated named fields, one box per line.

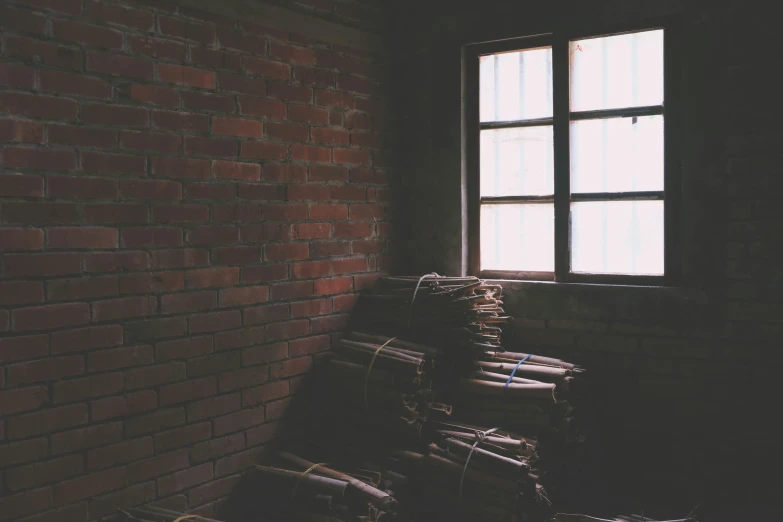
xmin=222 ymin=450 xmax=405 ymax=522
xmin=349 ymin=275 xmax=509 ymax=359
xmin=119 ymin=506 xmax=225 ymax=522
xmin=320 ymin=331 xmax=449 ymax=441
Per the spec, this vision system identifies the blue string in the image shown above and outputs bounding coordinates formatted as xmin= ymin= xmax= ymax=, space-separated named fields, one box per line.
xmin=505 ymin=353 xmax=533 ymax=388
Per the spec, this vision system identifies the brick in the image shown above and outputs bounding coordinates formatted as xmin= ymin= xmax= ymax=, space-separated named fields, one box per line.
xmin=187 ymin=393 xmax=241 ymax=421
xmin=214 ymin=27 xmax=265 ymax=54
xmin=51 ymin=325 xmax=121 ymax=355
xmin=157 ymin=64 xmax=216 ymax=88
xmin=289 ymin=104 xmax=329 ymax=125
xmin=292 ymin=260 xmax=331 ymax=279
xmin=125 ymin=407 xmax=185 ymax=437
xmin=91 ymin=390 xmax=158 ymax=421
xmin=125 ymin=317 xmax=187 ymax=342
xmin=0 ymin=5 xmax=46 ymax=35
xmin=345 ymin=110 xmax=372 ymax=130
xmin=7 ymin=355 xmax=83 ymax=385
xmin=185 ymin=136 xmax=238 ymax=158
xmin=13 ymin=303 xmax=89 ymax=332
xmin=0 ymin=91 xmax=77 ymax=122
xmin=265 ymin=242 xmax=309 ymax=262
xmin=268 ymin=83 xmax=313 ymax=105
xmin=187 ymin=351 xmax=240 ymax=378
xmin=8 ymin=503 xmax=88 ymax=522
xmin=83 ymin=200 xmax=146 ymax=222
xmin=290 ymin=144 xmax=330 ymax=162
xmin=315 ymin=90 xmax=354 ymax=110
xmin=246 ymin=420 xmax=279 ymax=447
xmin=82 ymin=151 xmax=147 ymax=176
xmin=0 ymin=488 xmax=53 ymax=520
xmin=291 ymin=298 xmax=332 ymax=318
xmin=92 ymin=296 xmax=156 ymax=322
xmin=310 ymin=203 xmax=348 ymax=220
xmin=308 ymin=166 xmax=346 ymax=182
xmin=333 ymin=293 xmax=359 ymax=312
xmin=212 ymin=406 xmax=265 ymax=437
xmin=211 ymin=161 xmax=261 ymax=182
xmin=333 ymin=147 xmax=371 ymax=166
xmin=288 ymin=184 xmax=331 ymax=201
xmin=155 ymin=422 xmax=212 ymax=453
xmin=334 ymin=222 xmax=373 ymax=238
xmin=119 ymin=271 xmax=184 ymax=294
xmin=129 ymin=35 xmax=187 ymax=61
xmin=87 ymin=0 xmax=154 ymax=30
xmin=128 ymin=449 xmax=189 ymax=484
xmin=84 ymin=251 xmax=150 ymax=272
xmin=0 ymin=173 xmax=44 ymax=199
xmin=152 ymin=156 xmax=211 ymax=180
xmin=52 ymin=372 xmax=124 ymax=403
xmin=265 ymin=396 xmax=292 ymax=420
xmin=8 ymin=403 xmax=87 ymax=439
xmin=0 ymin=385 xmax=48 ymax=416
xmin=50 ymin=422 xmax=122 ymax=454
xmin=265 ymin=319 xmax=310 ymax=342
xmin=217 ymin=285 xmax=269 ymax=307
xmin=121 ymin=130 xmax=181 ymax=153
xmin=240 ymin=20 xmax=288 ymax=39
xmin=122 ymin=227 xmax=183 ymax=248
xmin=191 ymin=433 xmax=245 ymax=464
xmin=244 ymin=303 xmax=290 ymax=326
xmin=332 ymin=257 xmax=369 ymax=274
xmin=242 ymin=264 xmax=289 ymax=283
xmin=270 ymin=281 xmax=313 ymax=301
xmin=289 ymin=334 xmax=331 ymax=357
xmin=182 ymin=91 xmax=235 ymax=113
xmin=0 ymin=62 xmax=36 ymax=90
xmin=41 ymin=70 xmax=112 ymax=100
xmin=159 ymin=376 xmax=217 ymax=406
xmin=47 ymin=176 xmax=116 ymax=200
xmin=87 ymin=51 xmax=154 ymax=80
xmin=294 ymin=67 xmax=336 ymax=88
xmin=217 ymin=365 xmax=269 ymax=392
xmin=189 ymin=310 xmax=242 ymax=333
xmin=310 ymin=240 xmax=351 ymax=258
xmin=215 ymin=448 xmax=259 ymax=477
xmin=0 ymin=334 xmax=48 ymax=363
xmin=2 ymin=202 xmax=80 ymax=227
xmin=160 ymin=291 xmax=216 ymax=315
xmin=211 ymin=202 xmax=267 ymax=223
xmin=186 ymin=267 xmax=240 ymax=288
xmin=52 ymin=18 xmax=123 ymax=49
xmin=217 ymin=73 xmax=267 ymax=96
xmin=312 ymin=127 xmax=349 ymax=145
xmin=242 ymin=380 xmax=288 ymax=407
xmin=128 ymin=83 xmax=180 ymax=107
xmin=310 ymin=313 xmax=349 ymax=334
xmin=156 ymin=336 xmax=213 ymax=363
xmin=158 ymin=462 xmax=214 ymax=496
xmin=270 ymin=356 xmax=312 ymax=378
xmin=54 ymin=467 xmax=127 ymax=507
xmin=0 ymin=437 xmax=48 ymax=468
xmin=126 ymin=362 xmax=186 ymax=389
xmin=152 ymin=249 xmax=209 ymax=269
xmin=160 ymin=16 xmax=215 ymax=44
xmin=214 ymin=327 xmax=265 ymax=351
xmin=4 ymin=36 xmax=81 ymax=69
xmin=46 ymin=227 xmax=118 ymax=249
xmin=237 ymin=183 xmax=286 ymax=201
xmin=88 ymin=345 xmax=154 ymax=372
xmin=241 ymin=56 xmax=289 ymax=79
xmin=0 ymin=228 xmax=44 ymax=251
xmin=89 ymin=482 xmax=156 ymax=519
xmin=350 ymin=132 xmax=380 ymax=148
xmin=269 ymin=42 xmax=314 ymax=64
xmin=238 ymin=96 xmax=286 ymax=119
xmin=0 ymin=119 xmax=44 ymax=144
xmin=350 ymin=167 xmax=386 ymax=184
xmin=185 ymin=182 xmax=238 ymax=202
xmin=266 ymin=121 xmax=309 ymax=142
xmin=88 ymin=437 xmax=153 ymax=470
xmin=2 ymin=147 xmax=77 ymax=171
xmin=0 ymin=280 xmax=44 ymax=306
xmin=152 ymin=110 xmax=210 ymax=133
xmin=237 ymin=142 xmax=286 ymax=162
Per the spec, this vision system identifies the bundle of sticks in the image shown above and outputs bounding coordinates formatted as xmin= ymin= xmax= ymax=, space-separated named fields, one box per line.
xmin=550 ymin=515 xmax=697 ymax=522
xmin=119 ymin=506 xmax=224 ymax=522
xmin=349 ymin=275 xmax=509 ymax=357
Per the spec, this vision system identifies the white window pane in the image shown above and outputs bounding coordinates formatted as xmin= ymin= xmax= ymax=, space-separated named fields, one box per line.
xmin=570 ymin=30 xmax=663 ymax=112
xmin=571 ymin=201 xmax=663 ymax=275
xmin=571 ymin=115 xmax=663 ymax=193
xmin=480 ymin=47 xmax=553 ymax=122
xmin=481 ymin=204 xmax=554 ymax=271
xmin=481 ymin=126 xmax=554 ymax=197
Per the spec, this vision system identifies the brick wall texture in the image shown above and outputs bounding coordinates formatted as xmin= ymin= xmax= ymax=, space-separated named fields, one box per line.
xmin=0 ymin=0 xmax=389 ymax=519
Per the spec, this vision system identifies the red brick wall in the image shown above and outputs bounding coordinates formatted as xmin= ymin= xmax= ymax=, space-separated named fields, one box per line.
xmin=0 ymin=0 xmax=389 ymax=519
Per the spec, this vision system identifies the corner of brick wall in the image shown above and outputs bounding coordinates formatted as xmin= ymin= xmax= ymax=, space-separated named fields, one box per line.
xmin=0 ymin=0 xmax=390 ymax=519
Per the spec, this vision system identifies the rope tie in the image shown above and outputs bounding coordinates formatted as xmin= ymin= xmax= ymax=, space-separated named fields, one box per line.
xmin=172 ymin=516 xmax=198 ymax=522
xmin=364 ymin=337 xmax=397 ymax=411
xmin=408 ymin=272 xmax=440 ymax=327
xmin=459 ymin=427 xmax=499 ymax=498
xmin=504 ymin=354 xmax=533 ymax=388
xmin=289 ymin=462 xmax=327 ymax=500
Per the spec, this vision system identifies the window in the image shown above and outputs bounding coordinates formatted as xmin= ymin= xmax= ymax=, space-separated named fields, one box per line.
xmin=466 ymin=23 xmax=680 ymax=285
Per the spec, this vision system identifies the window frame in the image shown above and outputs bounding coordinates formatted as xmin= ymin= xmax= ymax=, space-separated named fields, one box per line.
xmin=465 ymin=19 xmax=682 ymax=285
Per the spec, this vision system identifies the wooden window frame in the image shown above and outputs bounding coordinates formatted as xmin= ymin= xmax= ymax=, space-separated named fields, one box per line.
xmin=465 ymin=19 xmax=682 ymax=286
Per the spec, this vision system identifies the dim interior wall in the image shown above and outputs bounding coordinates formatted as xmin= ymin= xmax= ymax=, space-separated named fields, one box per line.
xmin=386 ymin=0 xmax=783 ymax=516
xmin=0 ymin=0 xmax=391 ymax=519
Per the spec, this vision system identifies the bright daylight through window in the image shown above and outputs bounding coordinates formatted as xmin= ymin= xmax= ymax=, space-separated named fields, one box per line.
xmin=476 ymin=29 xmax=669 ymax=280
